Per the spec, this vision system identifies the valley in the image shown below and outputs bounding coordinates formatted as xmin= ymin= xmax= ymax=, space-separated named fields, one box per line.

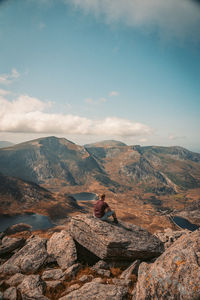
xmin=0 ymin=136 xmax=200 ymax=233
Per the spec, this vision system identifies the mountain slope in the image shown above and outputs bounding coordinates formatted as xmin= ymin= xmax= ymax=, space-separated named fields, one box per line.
xmin=0 ymin=136 xmax=105 ymax=186
xmin=0 ymin=141 xmax=14 ymax=148
xmin=0 ymin=137 xmax=199 ymax=195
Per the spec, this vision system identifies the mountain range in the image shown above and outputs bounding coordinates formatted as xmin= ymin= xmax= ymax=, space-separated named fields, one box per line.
xmin=0 ymin=136 xmax=199 ymax=194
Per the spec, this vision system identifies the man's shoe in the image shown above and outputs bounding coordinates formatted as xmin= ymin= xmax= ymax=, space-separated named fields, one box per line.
xmin=113 ymin=218 xmax=118 ymax=224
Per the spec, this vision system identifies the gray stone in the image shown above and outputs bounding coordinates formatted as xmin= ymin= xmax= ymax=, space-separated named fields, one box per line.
xmin=66 ymin=283 xmax=81 ymax=293
xmin=79 ymin=274 xmax=93 ymax=283
xmin=120 ymin=260 xmax=141 ymax=280
xmin=0 ymin=264 xmax=20 ymax=275
xmin=92 ymin=260 xmax=110 ymax=270
xmin=3 ymin=287 xmax=17 ymax=300
xmin=0 ymin=236 xmax=48 ymax=274
xmin=135 ymin=228 xmax=200 ymax=300
xmin=45 ymin=280 xmax=63 ymax=289
xmin=92 ymin=277 xmax=104 ymax=283
xmin=93 ymin=268 xmax=111 ymax=277
xmin=42 ymin=269 xmax=64 ymax=281
xmin=18 ymin=275 xmax=48 ymax=300
xmin=64 ymin=263 xmax=81 ymax=278
xmin=155 ymin=228 xmax=189 ymax=249
xmin=47 ymin=230 xmax=77 ymax=270
xmin=59 ymin=282 xmax=128 ymax=300
xmin=69 ymin=215 xmax=164 ymax=262
xmin=6 ymin=273 xmax=25 ymax=286
xmin=5 ymin=223 xmax=32 ymax=235
xmin=112 ymin=278 xmax=132 ymax=287
xmin=0 ymin=237 xmax=25 ymax=256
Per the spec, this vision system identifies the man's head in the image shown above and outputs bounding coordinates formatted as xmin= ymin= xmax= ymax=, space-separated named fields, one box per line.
xmin=100 ymin=193 xmax=105 ymax=201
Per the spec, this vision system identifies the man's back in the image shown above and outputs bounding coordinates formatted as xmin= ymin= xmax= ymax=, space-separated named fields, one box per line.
xmin=94 ymin=200 xmax=108 ymax=218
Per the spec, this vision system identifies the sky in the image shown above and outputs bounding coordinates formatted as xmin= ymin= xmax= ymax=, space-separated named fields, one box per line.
xmin=0 ymin=0 xmax=200 ymax=152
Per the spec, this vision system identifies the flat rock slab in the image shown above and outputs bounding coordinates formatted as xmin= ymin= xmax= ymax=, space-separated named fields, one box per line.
xmin=135 ymin=228 xmax=200 ymax=300
xmin=59 ymin=282 xmax=128 ymax=300
xmin=47 ymin=230 xmax=77 ymax=270
xmin=0 ymin=236 xmax=48 ymax=274
xmin=69 ymin=215 xmax=164 ymax=261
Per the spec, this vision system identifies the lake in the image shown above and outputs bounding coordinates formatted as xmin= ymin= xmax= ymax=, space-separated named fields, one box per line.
xmin=70 ymin=192 xmax=97 ymax=201
xmin=0 ymin=213 xmax=54 ymax=232
xmin=172 ymin=216 xmax=199 ymax=231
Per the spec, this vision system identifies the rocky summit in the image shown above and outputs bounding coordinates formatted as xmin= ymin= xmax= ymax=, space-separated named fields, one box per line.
xmin=0 ymin=214 xmax=199 ymax=299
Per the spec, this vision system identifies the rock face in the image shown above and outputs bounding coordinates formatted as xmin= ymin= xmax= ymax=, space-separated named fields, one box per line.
xmin=135 ymin=228 xmax=200 ymax=300
xmin=0 ymin=236 xmax=48 ymax=274
xmin=59 ymin=282 xmax=128 ymax=300
xmin=0 ymin=237 xmax=25 ymax=256
xmin=47 ymin=230 xmax=77 ymax=270
xmin=18 ymin=275 xmax=48 ymax=300
xmin=69 ymin=215 xmax=164 ymax=262
xmin=154 ymin=228 xmax=189 ymax=249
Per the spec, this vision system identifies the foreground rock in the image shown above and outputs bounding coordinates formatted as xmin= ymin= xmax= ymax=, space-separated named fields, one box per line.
xmin=59 ymin=282 xmax=128 ymax=300
xmin=135 ymin=228 xmax=200 ymax=299
xmin=0 ymin=236 xmax=48 ymax=274
xmin=69 ymin=215 xmax=164 ymax=262
xmin=4 ymin=223 xmax=32 ymax=235
xmin=18 ymin=275 xmax=49 ymax=300
xmin=0 ymin=237 xmax=25 ymax=256
xmin=47 ymin=230 xmax=77 ymax=270
xmin=155 ymin=228 xmax=189 ymax=249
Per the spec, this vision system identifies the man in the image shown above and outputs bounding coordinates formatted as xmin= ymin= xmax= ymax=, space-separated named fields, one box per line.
xmin=94 ymin=193 xmax=118 ymax=224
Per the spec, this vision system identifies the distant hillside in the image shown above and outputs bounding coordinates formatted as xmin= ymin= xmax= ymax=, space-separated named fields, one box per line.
xmin=0 ymin=136 xmax=199 ymax=195
xmin=0 ymin=172 xmax=81 ymax=216
xmin=85 ymin=140 xmax=127 ymax=148
xmin=0 ymin=141 xmax=14 ymax=148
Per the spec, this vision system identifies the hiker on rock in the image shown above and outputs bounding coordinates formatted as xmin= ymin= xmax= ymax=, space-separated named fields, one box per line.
xmin=94 ymin=193 xmax=118 ymax=224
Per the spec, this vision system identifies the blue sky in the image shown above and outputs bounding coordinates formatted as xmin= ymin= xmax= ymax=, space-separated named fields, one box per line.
xmin=0 ymin=0 xmax=200 ymax=151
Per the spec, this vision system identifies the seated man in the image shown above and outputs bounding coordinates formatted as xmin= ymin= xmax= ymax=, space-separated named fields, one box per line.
xmin=94 ymin=193 xmax=118 ymax=224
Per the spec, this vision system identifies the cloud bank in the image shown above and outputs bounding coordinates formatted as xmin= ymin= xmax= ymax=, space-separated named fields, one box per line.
xmin=0 ymin=69 xmax=20 ymax=85
xmin=66 ymin=0 xmax=200 ymax=41
xmin=0 ymin=94 xmax=151 ymax=137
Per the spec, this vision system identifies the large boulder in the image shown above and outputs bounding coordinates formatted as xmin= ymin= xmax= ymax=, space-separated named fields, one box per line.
xmin=59 ymin=282 xmax=128 ymax=300
xmin=0 ymin=236 xmax=48 ymax=274
xmin=135 ymin=228 xmax=200 ymax=299
xmin=0 ymin=237 xmax=25 ymax=256
xmin=69 ymin=215 xmax=164 ymax=262
xmin=18 ymin=275 xmax=49 ymax=300
xmin=47 ymin=230 xmax=77 ymax=270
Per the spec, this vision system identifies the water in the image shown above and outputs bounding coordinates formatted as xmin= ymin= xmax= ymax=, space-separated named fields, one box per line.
xmin=0 ymin=213 xmax=54 ymax=232
xmin=70 ymin=192 xmax=97 ymax=201
xmin=173 ymin=216 xmax=199 ymax=231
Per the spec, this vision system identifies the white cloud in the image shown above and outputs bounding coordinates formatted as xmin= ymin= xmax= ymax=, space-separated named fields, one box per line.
xmin=0 ymin=94 xmax=152 ymax=137
xmin=109 ymin=91 xmax=119 ymax=97
xmin=139 ymin=138 xmax=148 ymax=143
xmin=0 ymin=69 xmax=20 ymax=85
xmin=168 ymin=134 xmax=186 ymax=140
xmin=0 ymin=89 xmax=11 ymax=96
xmin=66 ymin=0 xmax=200 ymax=42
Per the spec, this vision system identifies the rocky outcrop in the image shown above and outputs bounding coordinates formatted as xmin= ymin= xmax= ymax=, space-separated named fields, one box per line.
xmin=69 ymin=215 xmax=164 ymax=262
xmin=120 ymin=260 xmax=141 ymax=279
xmin=59 ymin=282 xmax=128 ymax=300
xmin=0 ymin=236 xmax=48 ymax=275
xmin=135 ymin=228 xmax=200 ymax=299
xmin=4 ymin=223 xmax=32 ymax=235
xmin=18 ymin=275 xmax=49 ymax=300
xmin=0 ymin=237 xmax=25 ymax=256
xmin=154 ymin=227 xmax=189 ymax=249
xmin=47 ymin=230 xmax=77 ymax=270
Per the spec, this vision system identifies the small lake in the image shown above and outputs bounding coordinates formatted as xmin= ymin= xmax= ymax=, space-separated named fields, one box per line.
xmin=172 ymin=216 xmax=199 ymax=231
xmin=0 ymin=213 xmax=54 ymax=232
xmin=70 ymin=192 xmax=97 ymax=201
